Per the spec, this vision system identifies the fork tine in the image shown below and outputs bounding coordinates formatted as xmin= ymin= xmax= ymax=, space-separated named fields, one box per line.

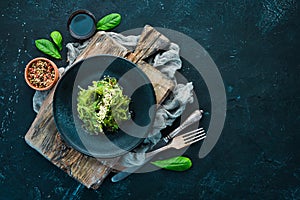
xmin=183 ymin=129 xmax=205 ymax=140
xmin=185 ymin=135 xmax=207 ymax=145
xmin=184 ymin=132 xmax=206 ymax=143
xmin=181 ymin=127 xmax=204 ymax=136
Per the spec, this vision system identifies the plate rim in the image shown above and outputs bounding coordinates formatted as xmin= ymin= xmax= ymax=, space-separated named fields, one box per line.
xmin=53 ymin=54 xmax=156 ymax=158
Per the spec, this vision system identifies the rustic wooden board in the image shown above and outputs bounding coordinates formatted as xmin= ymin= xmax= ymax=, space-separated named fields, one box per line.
xmin=25 ymin=25 xmax=174 ymax=189
xmin=128 ymin=25 xmax=171 ymax=63
xmin=76 ymin=31 xmax=129 ymax=62
xmin=25 ymin=88 xmax=117 ymax=189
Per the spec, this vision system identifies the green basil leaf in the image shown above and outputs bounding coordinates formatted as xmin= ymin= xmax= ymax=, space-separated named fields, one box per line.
xmin=35 ymin=39 xmax=62 ymax=59
xmin=50 ymin=31 xmax=63 ymax=51
xmin=97 ymin=13 xmax=121 ymax=31
xmin=151 ymin=156 xmax=192 ymax=171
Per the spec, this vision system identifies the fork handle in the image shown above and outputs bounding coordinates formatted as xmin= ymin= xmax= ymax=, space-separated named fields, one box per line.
xmin=145 ymin=144 xmax=173 ymax=159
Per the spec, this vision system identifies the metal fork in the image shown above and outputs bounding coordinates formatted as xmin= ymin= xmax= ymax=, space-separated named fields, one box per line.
xmin=111 ymin=128 xmax=206 ymax=182
xmin=145 ymin=128 xmax=206 ymax=158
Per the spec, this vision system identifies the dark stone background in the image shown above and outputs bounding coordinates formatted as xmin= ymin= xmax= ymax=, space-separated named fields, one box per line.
xmin=0 ymin=0 xmax=299 ymax=199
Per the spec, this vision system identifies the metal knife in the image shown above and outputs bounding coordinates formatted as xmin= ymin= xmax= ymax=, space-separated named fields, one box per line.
xmin=111 ymin=109 xmax=203 ymax=183
xmin=154 ymin=109 xmax=203 ymax=149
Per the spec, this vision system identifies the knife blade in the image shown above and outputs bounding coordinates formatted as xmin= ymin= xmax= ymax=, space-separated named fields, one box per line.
xmin=111 ymin=156 xmax=153 ymax=182
xmin=111 ymin=109 xmax=203 ymax=182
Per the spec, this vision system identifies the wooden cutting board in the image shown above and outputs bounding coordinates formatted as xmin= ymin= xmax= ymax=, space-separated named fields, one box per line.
xmin=25 ymin=25 xmax=174 ymax=189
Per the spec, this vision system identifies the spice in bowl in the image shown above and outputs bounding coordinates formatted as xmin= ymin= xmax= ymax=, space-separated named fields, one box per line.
xmin=25 ymin=57 xmax=59 ymax=91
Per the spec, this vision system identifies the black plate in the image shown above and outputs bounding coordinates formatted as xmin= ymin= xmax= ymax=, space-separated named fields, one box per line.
xmin=53 ymin=55 xmax=156 ymax=158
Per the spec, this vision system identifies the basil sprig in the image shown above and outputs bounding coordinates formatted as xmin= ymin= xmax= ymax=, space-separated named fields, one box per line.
xmin=97 ymin=13 xmax=121 ymax=31
xmin=151 ymin=156 xmax=192 ymax=171
xmin=35 ymin=39 xmax=62 ymax=59
xmin=50 ymin=31 xmax=63 ymax=51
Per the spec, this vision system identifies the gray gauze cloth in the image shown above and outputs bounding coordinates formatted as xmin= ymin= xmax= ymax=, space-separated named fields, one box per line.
xmin=32 ymin=31 xmax=194 ymax=167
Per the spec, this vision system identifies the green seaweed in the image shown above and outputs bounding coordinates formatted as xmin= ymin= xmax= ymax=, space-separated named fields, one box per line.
xmin=77 ymin=77 xmax=130 ymax=134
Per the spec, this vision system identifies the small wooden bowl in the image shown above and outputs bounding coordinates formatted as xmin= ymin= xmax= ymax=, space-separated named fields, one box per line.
xmin=24 ymin=57 xmax=59 ymax=91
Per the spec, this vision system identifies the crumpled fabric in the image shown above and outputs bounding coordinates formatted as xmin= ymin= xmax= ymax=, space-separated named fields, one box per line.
xmin=32 ymin=31 xmax=194 ymax=167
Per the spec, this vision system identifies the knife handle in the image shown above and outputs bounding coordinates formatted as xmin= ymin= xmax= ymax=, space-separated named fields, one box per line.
xmin=163 ymin=109 xmax=203 ymax=142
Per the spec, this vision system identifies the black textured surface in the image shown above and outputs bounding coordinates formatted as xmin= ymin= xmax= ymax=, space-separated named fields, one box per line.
xmin=0 ymin=0 xmax=299 ymax=199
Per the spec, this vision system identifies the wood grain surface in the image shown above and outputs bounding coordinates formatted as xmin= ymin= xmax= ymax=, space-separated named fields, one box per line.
xmin=25 ymin=25 xmax=174 ymax=189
